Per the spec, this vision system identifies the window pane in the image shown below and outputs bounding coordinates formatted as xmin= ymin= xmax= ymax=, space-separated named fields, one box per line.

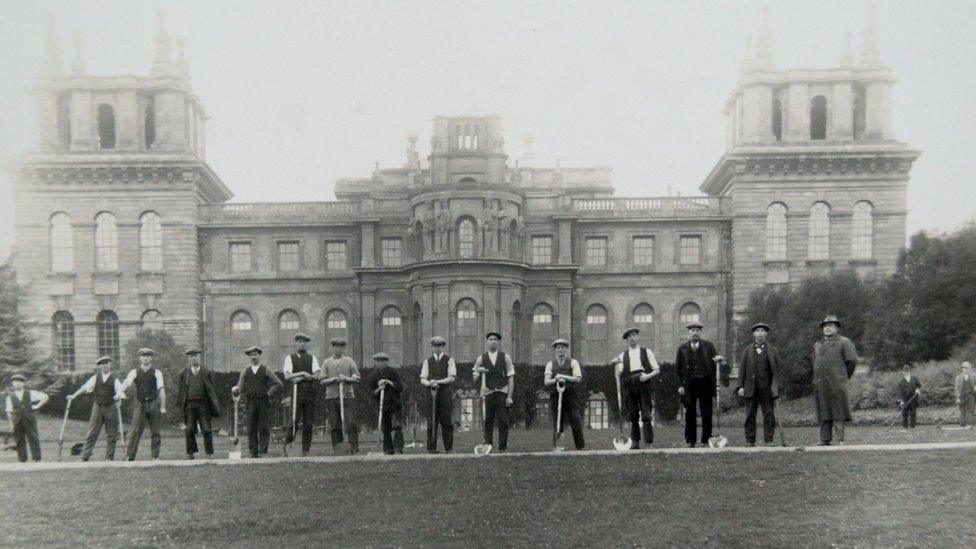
xmin=633 ymin=236 xmax=654 ymax=266
xmin=278 ymin=241 xmax=300 ymax=271
xmin=633 ymin=304 xmax=654 ymax=348
xmin=679 ymin=236 xmax=701 ymax=265
xmin=808 ymin=203 xmax=830 ymax=260
xmin=230 ymin=242 xmax=252 ymax=272
xmin=50 ymin=213 xmax=73 ymax=272
xmin=52 ymin=312 xmax=75 ymax=371
xmin=326 ymin=241 xmax=347 ymax=270
xmin=279 ymin=311 xmax=300 ymax=330
xmin=851 ymin=202 xmax=873 ymax=259
xmin=140 ymin=212 xmax=163 ymax=271
xmin=381 ymin=238 xmax=402 ymax=267
xmin=765 ymin=204 xmax=788 ymax=261
xmin=94 ymin=213 xmax=118 ymax=271
xmin=96 ymin=311 xmax=120 ymax=365
xmin=585 ymin=237 xmax=607 ymax=266
xmin=679 ymin=303 xmax=701 ymax=325
xmin=532 ymin=236 xmax=553 ymax=265
xmin=459 ymin=220 xmax=475 ymax=258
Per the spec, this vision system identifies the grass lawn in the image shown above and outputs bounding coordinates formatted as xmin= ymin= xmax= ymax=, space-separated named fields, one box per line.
xmin=1 ymin=446 xmax=975 ymax=547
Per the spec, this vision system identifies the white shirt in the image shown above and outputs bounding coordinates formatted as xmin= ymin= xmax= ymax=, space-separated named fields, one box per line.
xmin=78 ymin=372 xmax=125 ymax=396
xmin=473 ymin=351 xmax=516 ymax=394
xmin=5 ymin=389 xmax=48 ymax=414
xmin=120 ymin=367 xmax=166 ymax=391
xmin=618 ymin=347 xmax=661 ymax=374
xmin=545 ymin=358 xmax=582 ymax=383
xmin=421 ymin=354 xmax=457 ymax=380
xmin=250 ymin=364 xmax=263 ymax=375
xmin=283 ymin=353 xmax=321 ymax=375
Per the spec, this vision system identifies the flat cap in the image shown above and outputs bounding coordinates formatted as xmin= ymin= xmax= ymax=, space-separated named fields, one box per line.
xmin=244 ymin=346 xmax=263 ymax=356
xmin=184 ymin=347 xmax=202 ymax=356
xmin=429 ymin=336 xmax=447 ymax=346
xmin=552 ymin=338 xmax=570 ymax=348
xmin=293 ymin=333 xmax=311 ymax=342
xmin=485 ymin=332 xmax=502 ymax=340
xmin=137 ymin=347 xmax=155 ymax=356
xmin=330 ymin=337 xmax=347 ymax=346
xmin=622 ymin=327 xmax=640 ymax=340
xmin=751 ymin=322 xmax=770 ymax=332
xmin=685 ymin=322 xmax=704 ymax=330
xmin=820 ymin=314 xmax=841 ymax=328
xmin=96 ymin=356 xmax=113 ymax=365
xmin=9 ymin=374 xmax=26 ymax=382
xmin=372 ymin=352 xmax=390 ymax=361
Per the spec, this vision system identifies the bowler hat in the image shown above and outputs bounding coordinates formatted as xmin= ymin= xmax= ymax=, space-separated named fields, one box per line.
xmin=751 ymin=322 xmax=770 ymax=332
xmin=244 ymin=346 xmax=263 ymax=356
xmin=622 ymin=327 xmax=640 ymax=340
xmin=820 ymin=314 xmax=841 ymax=328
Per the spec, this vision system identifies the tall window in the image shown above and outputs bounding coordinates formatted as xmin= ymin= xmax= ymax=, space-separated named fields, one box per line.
xmin=325 ymin=241 xmax=347 ymax=271
xmin=679 ymin=235 xmax=702 ymax=265
xmin=97 ymin=104 xmax=115 ymax=149
xmin=278 ymin=310 xmax=301 ymax=363
xmin=808 ymin=202 xmax=831 ymax=260
xmin=230 ymin=310 xmax=255 ymax=363
xmin=230 ymin=242 xmax=252 ymax=272
xmin=57 ymin=93 xmax=71 ymax=148
xmin=96 ymin=310 xmax=120 ymax=366
xmin=141 ymin=310 xmax=163 ymax=332
xmin=52 ymin=311 xmax=75 ymax=371
xmin=531 ymin=235 xmax=553 ymax=265
xmin=277 ymin=241 xmax=300 ymax=272
xmin=459 ymin=219 xmax=475 ymax=258
xmin=810 ymin=96 xmax=827 ymax=140
xmin=140 ymin=212 xmax=163 ymax=271
xmin=772 ymin=99 xmax=783 ymax=142
xmin=633 ymin=303 xmax=655 ymax=350
xmin=584 ymin=304 xmax=608 ymax=365
xmin=765 ymin=203 xmax=788 ymax=261
xmin=94 ymin=212 xmax=118 ymax=271
xmin=49 ymin=212 xmax=73 ymax=272
xmin=679 ymin=303 xmax=701 ymax=326
xmin=144 ymin=101 xmax=156 ymax=148
xmin=455 ymin=299 xmax=477 ymax=360
xmin=851 ymin=201 xmax=874 ymax=259
xmin=633 ymin=236 xmax=654 ymax=266
xmin=585 ymin=237 xmax=608 ymax=266
xmin=531 ymin=303 xmax=554 ymax=364
xmin=381 ymin=238 xmax=402 ymax=267
xmin=380 ymin=306 xmax=403 ymax=365
xmin=326 ymin=309 xmax=348 ymax=346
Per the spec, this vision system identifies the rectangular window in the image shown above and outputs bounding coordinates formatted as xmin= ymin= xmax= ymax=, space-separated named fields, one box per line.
xmin=230 ymin=242 xmax=252 ymax=273
xmin=277 ymin=241 xmax=300 ymax=272
xmin=381 ymin=238 xmax=402 ymax=267
xmin=531 ymin=235 xmax=553 ymax=265
xmin=633 ymin=236 xmax=654 ymax=266
xmin=325 ymin=241 xmax=347 ymax=271
xmin=679 ymin=236 xmax=702 ymax=265
xmin=382 ymin=316 xmax=401 ymax=326
xmin=585 ymin=237 xmax=608 ymax=266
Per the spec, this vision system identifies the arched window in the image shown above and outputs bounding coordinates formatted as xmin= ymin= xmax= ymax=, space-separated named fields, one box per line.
xmin=458 ymin=218 xmax=475 ymax=258
xmin=139 ymin=212 xmax=163 ymax=271
xmin=97 ymin=104 xmax=115 ymax=149
xmin=454 ymin=299 xmax=478 ymax=360
xmin=530 ymin=303 xmax=554 ymax=364
xmin=94 ymin=212 xmax=118 ymax=271
xmin=765 ymin=203 xmax=788 ymax=261
xmin=277 ymin=309 xmax=301 ymax=363
xmin=57 ymin=93 xmax=71 ymax=149
xmin=326 ymin=309 xmax=348 ymax=348
xmin=231 ymin=310 xmax=255 ymax=363
xmin=413 ymin=302 xmax=424 ymax=364
xmin=633 ymin=303 xmax=655 ymax=350
xmin=464 ymin=124 xmax=472 ymax=149
xmin=473 ymin=125 xmax=480 ymax=149
xmin=584 ymin=304 xmax=608 ymax=365
xmin=851 ymin=201 xmax=874 ymax=259
xmin=810 ymin=96 xmax=827 ymax=140
xmin=679 ymin=303 xmax=701 ymax=327
xmin=144 ymin=101 xmax=156 ymax=148
xmin=585 ymin=392 xmax=609 ymax=429
xmin=808 ymin=202 xmax=831 ymax=260
xmin=141 ymin=310 xmax=163 ymax=332
xmin=52 ymin=311 xmax=75 ymax=371
xmin=380 ymin=306 xmax=403 ymax=365
xmin=49 ymin=212 xmax=73 ymax=272
xmin=96 ymin=310 xmax=120 ymax=366
xmin=771 ymin=99 xmax=782 ymax=141
xmin=456 ymin=125 xmax=463 ymax=149
xmin=511 ymin=300 xmax=522 ymax=362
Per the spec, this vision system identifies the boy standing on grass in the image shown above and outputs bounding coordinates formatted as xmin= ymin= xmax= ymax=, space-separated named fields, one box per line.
xmin=319 ymin=338 xmax=361 ymax=455
xmin=67 ymin=356 xmax=124 ymax=461
xmin=544 ymin=338 xmax=584 ymax=450
xmin=421 ymin=336 xmax=456 ymax=453
xmin=472 ymin=332 xmax=515 ymax=453
xmin=369 ymin=352 xmax=404 ymax=454
xmin=5 ymin=374 xmax=49 ymax=462
xmin=232 ymin=346 xmax=283 ymax=458
xmin=954 ymin=362 xmax=976 ymax=427
xmin=611 ymin=327 xmax=660 ymax=449
xmin=896 ymin=364 xmax=922 ymax=430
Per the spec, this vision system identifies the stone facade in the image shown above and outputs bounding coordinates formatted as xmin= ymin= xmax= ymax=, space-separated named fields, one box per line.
xmin=8 ymin=15 xmax=919 ymax=372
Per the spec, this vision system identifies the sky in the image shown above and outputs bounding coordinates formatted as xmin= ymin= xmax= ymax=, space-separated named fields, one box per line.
xmin=1 ymin=0 xmax=974 ymax=260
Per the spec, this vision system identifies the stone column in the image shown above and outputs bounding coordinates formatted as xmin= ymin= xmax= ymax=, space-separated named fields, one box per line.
xmin=784 ymin=83 xmax=809 ymax=142
xmin=741 ymin=85 xmax=773 ymax=143
xmin=116 ymin=91 xmax=139 ymax=150
xmin=556 ymin=218 xmax=574 ymax=264
xmin=360 ymin=222 xmax=375 ymax=268
xmin=360 ymin=291 xmax=375 ymax=364
xmin=864 ymin=82 xmax=892 ymax=140
xmin=70 ymin=91 xmax=93 ymax=150
xmin=558 ymin=288 xmax=572 ymax=349
xmin=829 ymin=82 xmax=853 ymax=141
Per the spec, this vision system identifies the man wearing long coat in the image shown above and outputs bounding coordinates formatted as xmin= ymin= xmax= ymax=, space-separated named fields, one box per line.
xmin=175 ymin=348 xmax=222 ymax=459
xmin=675 ymin=322 xmax=718 ymax=447
xmin=812 ymin=315 xmax=859 ymax=445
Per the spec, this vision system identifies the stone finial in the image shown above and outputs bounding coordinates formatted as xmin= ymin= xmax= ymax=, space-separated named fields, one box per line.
xmin=753 ymin=6 xmax=774 ymax=70
xmin=860 ymin=4 xmax=882 ymax=67
xmin=70 ymin=36 xmax=86 ymax=76
xmin=41 ymin=12 xmax=64 ymax=77
xmin=840 ymin=32 xmax=854 ymax=68
xmin=740 ymin=33 xmax=753 ymax=73
xmin=151 ymin=10 xmax=177 ymax=76
xmin=406 ymin=130 xmax=420 ymax=170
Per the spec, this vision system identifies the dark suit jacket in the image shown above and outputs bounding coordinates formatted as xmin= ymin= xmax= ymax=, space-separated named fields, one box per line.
xmin=675 ymin=339 xmax=717 ymax=402
xmin=897 ymin=376 xmax=922 ymax=409
xmin=175 ymin=367 xmax=223 ymax=418
xmin=736 ymin=342 xmax=781 ymax=399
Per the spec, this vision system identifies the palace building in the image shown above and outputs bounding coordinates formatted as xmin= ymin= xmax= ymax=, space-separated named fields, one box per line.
xmin=8 ymin=14 xmax=919 ymax=373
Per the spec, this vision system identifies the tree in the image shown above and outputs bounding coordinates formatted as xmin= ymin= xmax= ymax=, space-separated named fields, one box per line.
xmin=0 ymin=258 xmax=48 ymax=373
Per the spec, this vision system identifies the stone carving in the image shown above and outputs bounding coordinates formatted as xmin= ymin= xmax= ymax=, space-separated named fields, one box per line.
xmin=481 ymin=202 xmax=501 ymax=252
xmin=435 ymin=200 xmax=452 ymax=253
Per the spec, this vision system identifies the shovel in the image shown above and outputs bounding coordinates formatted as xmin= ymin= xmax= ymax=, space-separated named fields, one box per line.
xmin=58 ymin=399 xmax=72 ymax=461
xmin=115 ymin=397 xmax=127 ymax=448
xmin=708 ymin=357 xmax=729 ymax=448
xmin=228 ymin=396 xmax=242 ymax=460
xmin=284 ymin=383 xmax=298 ymax=456
xmin=474 ymin=376 xmax=492 ymax=455
xmin=429 ymin=385 xmax=439 ymax=450
xmin=367 ymin=386 xmax=386 ymax=456
xmin=612 ymin=372 xmax=631 ymax=451
xmin=552 ymin=380 xmax=566 ymax=451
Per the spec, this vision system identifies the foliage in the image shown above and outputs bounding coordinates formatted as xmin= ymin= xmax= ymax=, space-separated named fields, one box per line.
xmin=0 ymin=258 xmax=50 ymax=377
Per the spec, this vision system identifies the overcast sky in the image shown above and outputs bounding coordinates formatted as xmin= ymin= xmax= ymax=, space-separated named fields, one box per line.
xmin=1 ymin=0 xmax=974 ymax=260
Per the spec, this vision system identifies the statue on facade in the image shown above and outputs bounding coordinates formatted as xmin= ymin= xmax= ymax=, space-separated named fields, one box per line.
xmin=422 ymin=205 xmax=435 ymax=254
xmin=481 ymin=204 xmax=500 ymax=253
xmin=435 ymin=201 xmax=452 ymax=253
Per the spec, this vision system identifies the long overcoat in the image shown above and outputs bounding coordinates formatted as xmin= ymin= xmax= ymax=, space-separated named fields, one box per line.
xmin=812 ymin=335 xmax=858 ymax=422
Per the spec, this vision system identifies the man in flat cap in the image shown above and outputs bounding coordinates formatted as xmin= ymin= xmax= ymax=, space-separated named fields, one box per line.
xmin=896 ymin=364 xmax=922 ymax=430
xmin=283 ymin=333 xmax=319 ymax=456
xmin=544 ymin=338 xmax=585 ymax=450
xmin=119 ymin=348 xmax=167 ymax=460
xmin=421 ymin=336 xmax=456 ymax=453
xmin=736 ymin=323 xmax=782 ymax=446
xmin=369 ymin=352 xmax=404 ymax=454
xmin=175 ymin=348 xmax=222 ymax=459
xmin=318 ymin=337 xmax=361 ymax=455
xmin=5 ymin=374 xmax=49 ymax=462
xmin=473 ymin=332 xmax=516 ymax=452
xmin=675 ymin=322 xmax=720 ymax=447
xmin=611 ymin=327 xmax=660 ymax=448
xmin=67 ymin=356 xmax=125 ymax=461
xmin=812 ymin=315 xmax=859 ymax=445
xmin=232 ymin=346 xmax=283 ymax=457
xmin=954 ymin=362 xmax=976 ymax=427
